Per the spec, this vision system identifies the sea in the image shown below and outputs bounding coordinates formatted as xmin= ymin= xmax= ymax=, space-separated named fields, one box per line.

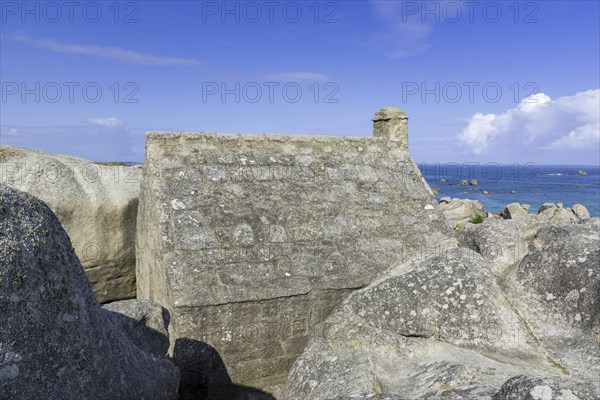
xmin=418 ymin=163 xmax=600 ymax=217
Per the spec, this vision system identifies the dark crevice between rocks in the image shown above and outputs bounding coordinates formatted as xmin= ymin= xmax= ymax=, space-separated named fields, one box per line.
xmin=173 ymin=338 xmax=278 ymax=400
xmin=175 ymin=286 xmax=360 ymax=310
xmin=397 ymin=333 xmax=433 ymax=339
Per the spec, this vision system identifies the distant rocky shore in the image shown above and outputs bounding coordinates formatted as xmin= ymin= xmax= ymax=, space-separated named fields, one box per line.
xmin=1 ymin=109 xmax=598 ymax=400
xmin=438 ymin=197 xmax=591 ymax=229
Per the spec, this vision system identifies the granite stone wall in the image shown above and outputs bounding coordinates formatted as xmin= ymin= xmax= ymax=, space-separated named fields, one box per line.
xmin=136 ymin=108 xmax=450 ymax=388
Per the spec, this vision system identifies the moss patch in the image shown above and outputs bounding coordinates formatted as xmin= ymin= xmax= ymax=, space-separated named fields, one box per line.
xmin=546 ymin=356 xmax=570 ymax=376
xmin=374 ymin=382 xmax=383 ymax=394
xmin=94 ymin=161 xmax=129 ymax=166
xmin=0 ymin=147 xmax=25 ymax=160
xmin=471 ymin=214 xmax=485 ymax=224
xmin=504 ymin=296 xmax=541 ymax=347
xmin=504 ymin=296 xmax=571 ymax=376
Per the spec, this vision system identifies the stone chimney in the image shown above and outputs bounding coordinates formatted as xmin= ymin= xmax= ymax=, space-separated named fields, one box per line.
xmin=372 ymin=107 xmax=409 ymax=149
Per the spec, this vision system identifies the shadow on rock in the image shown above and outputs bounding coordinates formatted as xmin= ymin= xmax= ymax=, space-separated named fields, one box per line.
xmin=173 ymin=338 xmax=277 ymax=400
xmin=103 ymin=299 xmax=172 ymax=358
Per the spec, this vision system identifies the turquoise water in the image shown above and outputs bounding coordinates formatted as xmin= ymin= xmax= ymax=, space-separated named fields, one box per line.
xmin=419 ymin=163 xmax=600 ymax=217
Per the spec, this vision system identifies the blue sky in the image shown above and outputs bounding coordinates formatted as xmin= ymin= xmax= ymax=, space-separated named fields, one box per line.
xmin=1 ymin=0 xmax=599 ymax=164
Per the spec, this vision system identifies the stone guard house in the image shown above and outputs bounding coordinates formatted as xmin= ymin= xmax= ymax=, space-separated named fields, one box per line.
xmin=136 ymin=108 xmax=449 ymax=389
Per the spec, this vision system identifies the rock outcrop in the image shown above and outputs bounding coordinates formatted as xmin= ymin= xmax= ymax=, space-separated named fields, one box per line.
xmin=458 ymin=205 xmax=594 ymax=276
xmin=438 ymin=198 xmax=485 ymax=228
xmin=0 ymin=145 xmax=140 ymax=303
xmin=136 ymin=108 xmax=451 ymax=389
xmin=532 ymin=202 xmax=588 ymax=224
xmin=103 ymin=299 xmax=171 ymax=358
xmin=494 ymin=375 xmax=599 ymax=400
xmin=282 ymin=221 xmax=600 ymax=399
xmin=501 ymin=202 xmax=530 ymax=220
xmin=458 ymin=218 xmax=545 ymax=276
xmin=572 ymin=204 xmax=591 ymax=220
xmin=500 ymin=219 xmax=600 ymax=381
xmin=0 ymin=184 xmax=179 ymax=399
xmin=539 ymin=205 xmax=578 ymax=224
xmin=282 ymin=245 xmax=551 ymax=399
xmin=440 ymin=198 xmax=592 ymax=231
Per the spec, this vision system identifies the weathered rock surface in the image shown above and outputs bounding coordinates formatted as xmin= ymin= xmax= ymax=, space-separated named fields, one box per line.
xmin=544 ymin=207 xmax=578 ymax=223
xmin=530 ymin=217 xmax=599 ymax=250
xmin=283 ymin=223 xmax=600 ymax=399
xmin=0 ymin=184 xmax=179 ymax=399
xmin=0 ymin=145 xmax=140 ymax=303
xmin=500 ymin=219 xmax=600 ymax=382
xmin=536 ymin=202 xmax=590 ymax=224
xmin=136 ymin=108 xmax=451 ymax=388
xmin=438 ymin=198 xmax=485 ymax=228
xmin=458 ymin=218 xmax=546 ymax=277
xmin=459 ymin=214 xmax=597 ymax=278
xmin=572 ymin=204 xmax=591 ymax=220
xmin=282 ymin=245 xmax=556 ymax=399
xmin=326 ymin=397 xmax=405 ymax=400
xmin=104 ymin=299 xmax=171 ymax=358
xmin=323 ymin=397 xmax=405 ymax=400
xmin=501 ymin=202 xmax=530 ymax=220
xmin=372 ymin=107 xmax=409 ymax=150
xmin=538 ymin=203 xmax=557 ymax=213
xmin=494 ymin=375 xmax=600 ymax=400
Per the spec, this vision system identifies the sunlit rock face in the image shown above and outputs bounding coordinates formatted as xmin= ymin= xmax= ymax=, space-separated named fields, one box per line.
xmin=282 ymin=220 xmax=600 ymax=400
xmin=136 ymin=108 xmax=450 ymax=389
xmin=0 ymin=145 xmax=140 ymax=303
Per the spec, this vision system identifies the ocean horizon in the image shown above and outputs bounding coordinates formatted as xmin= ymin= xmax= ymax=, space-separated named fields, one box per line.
xmin=419 ymin=163 xmax=600 ymax=217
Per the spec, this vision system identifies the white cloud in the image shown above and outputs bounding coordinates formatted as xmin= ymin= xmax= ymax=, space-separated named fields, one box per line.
xmin=457 ymin=89 xmax=600 ymax=155
xmin=264 ymin=72 xmax=331 ymax=83
xmin=548 ymin=123 xmax=600 ymax=150
xmin=2 ymin=128 xmax=21 ymax=137
xmin=85 ymin=117 xmax=124 ymax=129
xmin=13 ymin=35 xmax=202 ymax=67
xmin=456 ymin=113 xmax=500 ymax=154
